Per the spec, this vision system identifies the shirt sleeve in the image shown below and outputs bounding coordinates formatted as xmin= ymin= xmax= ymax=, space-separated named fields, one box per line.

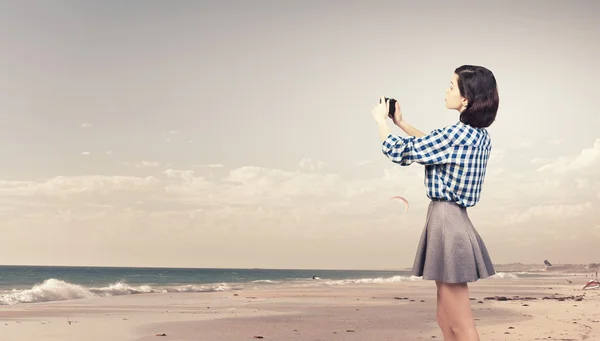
xmin=381 ymin=127 xmax=455 ymax=166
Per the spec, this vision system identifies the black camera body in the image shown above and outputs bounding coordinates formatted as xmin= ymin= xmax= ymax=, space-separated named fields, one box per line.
xmin=380 ymin=97 xmax=397 ymax=118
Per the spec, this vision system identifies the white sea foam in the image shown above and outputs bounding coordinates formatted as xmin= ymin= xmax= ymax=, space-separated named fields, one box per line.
xmin=252 ymin=280 xmax=279 ymax=284
xmin=0 ymin=278 xmax=238 ymax=306
xmin=489 ymin=272 xmax=519 ymax=279
xmin=515 ymin=271 xmax=547 ymax=275
xmin=304 ymin=272 xmax=524 ymax=286
xmin=306 ymin=275 xmax=422 ymax=286
xmin=0 ymin=279 xmax=95 ymax=305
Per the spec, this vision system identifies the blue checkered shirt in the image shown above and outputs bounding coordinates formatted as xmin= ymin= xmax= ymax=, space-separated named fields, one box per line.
xmin=381 ymin=121 xmax=492 ymax=207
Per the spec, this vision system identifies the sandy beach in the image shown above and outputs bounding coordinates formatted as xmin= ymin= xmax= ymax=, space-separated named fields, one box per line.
xmin=0 ymin=272 xmax=599 ymax=341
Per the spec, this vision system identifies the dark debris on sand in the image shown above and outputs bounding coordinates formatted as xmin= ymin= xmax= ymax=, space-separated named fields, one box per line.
xmin=484 ymin=294 xmax=584 ymax=302
xmin=484 ymin=295 xmax=537 ymax=301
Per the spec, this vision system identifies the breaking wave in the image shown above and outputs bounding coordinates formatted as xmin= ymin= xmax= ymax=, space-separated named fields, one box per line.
xmin=0 ymin=271 xmax=526 ymax=305
xmin=489 ymin=272 xmax=519 ymax=279
xmin=313 ymin=273 xmax=521 ymax=285
xmin=0 ymin=278 xmax=238 ymax=306
xmin=310 ymin=275 xmax=422 ymax=286
xmin=252 ymin=280 xmax=279 ymax=284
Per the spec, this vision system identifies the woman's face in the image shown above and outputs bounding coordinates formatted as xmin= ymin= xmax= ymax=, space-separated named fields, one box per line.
xmin=445 ymin=73 xmax=467 ymax=112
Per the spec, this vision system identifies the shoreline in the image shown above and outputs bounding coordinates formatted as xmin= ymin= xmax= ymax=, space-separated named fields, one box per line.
xmin=0 ymin=273 xmax=597 ymax=340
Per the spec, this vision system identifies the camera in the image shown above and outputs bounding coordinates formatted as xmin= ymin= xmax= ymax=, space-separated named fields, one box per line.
xmin=380 ymin=97 xmax=397 ymax=118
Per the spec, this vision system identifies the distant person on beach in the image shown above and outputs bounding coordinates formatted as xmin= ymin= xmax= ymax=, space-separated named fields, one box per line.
xmin=372 ymin=65 xmax=499 ymax=341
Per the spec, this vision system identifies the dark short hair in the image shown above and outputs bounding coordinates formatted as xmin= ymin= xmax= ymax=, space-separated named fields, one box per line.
xmin=455 ymin=65 xmax=499 ymax=128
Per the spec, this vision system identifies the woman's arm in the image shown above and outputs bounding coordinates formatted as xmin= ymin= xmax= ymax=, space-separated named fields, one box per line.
xmin=376 ymin=118 xmax=427 ymax=141
xmin=396 ymin=120 xmax=426 ymax=138
xmin=375 ymin=97 xmax=454 ymax=166
xmin=381 ymin=126 xmax=455 ymax=166
xmin=375 ymin=118 xmax=392 ymax=141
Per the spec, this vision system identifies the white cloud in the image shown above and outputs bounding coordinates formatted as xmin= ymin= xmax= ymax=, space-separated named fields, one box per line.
xmin=5 ymin=157 xmax=591 ymax=231
xmin=537 ymin=138 xmax=600 ymax=174
xmin=193 ymin=164 xmax=224 ymax=168
xmin=161 ymin=130 xmax=180 ymax=143
xmin=163 ymin=169 xmax=215 ymax=198
xmin=0 ymin=175 xmax=160 ymax=197
xmin=123 ymin=161 xmax=160 ymax=168
xmin=507 ymin=202 xmax=593 ymax=224
xmin=530 ymin=157 xmax=547 ymax=164
xmin=298 ymin=158 xmax=327 ymax=172
xmin=105 ymin=151 xmax=113 ymax=155
xmin=141 ymin=161 xmax=160 ymax=168
xmin=81 ymin=152 xmax=91 ymax=156
xmin=80 ymin=123 xmax=93 ymax=128
xmin=0 ymin=153 xmax=598 ymax=267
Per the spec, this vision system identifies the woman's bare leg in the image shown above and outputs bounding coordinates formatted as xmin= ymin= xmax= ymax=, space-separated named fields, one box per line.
xmin=437 ymin=281 xmax=480 ymax=341
xmin=435 ymin=280 xmax=458 ymax=340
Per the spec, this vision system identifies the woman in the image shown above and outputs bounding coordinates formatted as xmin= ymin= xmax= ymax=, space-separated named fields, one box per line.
xmin=372 ymin=65 xmax=499 ymax=341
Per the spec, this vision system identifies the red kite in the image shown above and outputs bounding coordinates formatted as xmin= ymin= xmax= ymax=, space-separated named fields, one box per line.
xmin=582 ymin=279 xmax=600 ymax=290
xmin=390 ymin=196 xmax=409 ymax=214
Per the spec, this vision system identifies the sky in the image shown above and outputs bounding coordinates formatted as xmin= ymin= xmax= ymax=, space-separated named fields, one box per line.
xmin=0 ymin=0 xmax=599 ymax=269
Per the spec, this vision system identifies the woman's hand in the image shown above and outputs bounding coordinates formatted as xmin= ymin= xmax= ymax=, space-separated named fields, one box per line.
xmin=391 ymin=101 xmax=403 ymax=125
xmin=373 ymin=96 xmax=426 ymax=138
xmin=371 ymin=96 xmax=390 ymax=123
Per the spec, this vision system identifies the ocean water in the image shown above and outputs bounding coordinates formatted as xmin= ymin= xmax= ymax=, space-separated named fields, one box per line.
xmin=0 ymin=265 xmax=530 ymax=306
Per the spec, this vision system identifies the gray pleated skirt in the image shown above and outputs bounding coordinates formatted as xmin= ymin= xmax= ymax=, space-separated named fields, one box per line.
xmin=411 ymin=199 xmax=495 ymax=283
